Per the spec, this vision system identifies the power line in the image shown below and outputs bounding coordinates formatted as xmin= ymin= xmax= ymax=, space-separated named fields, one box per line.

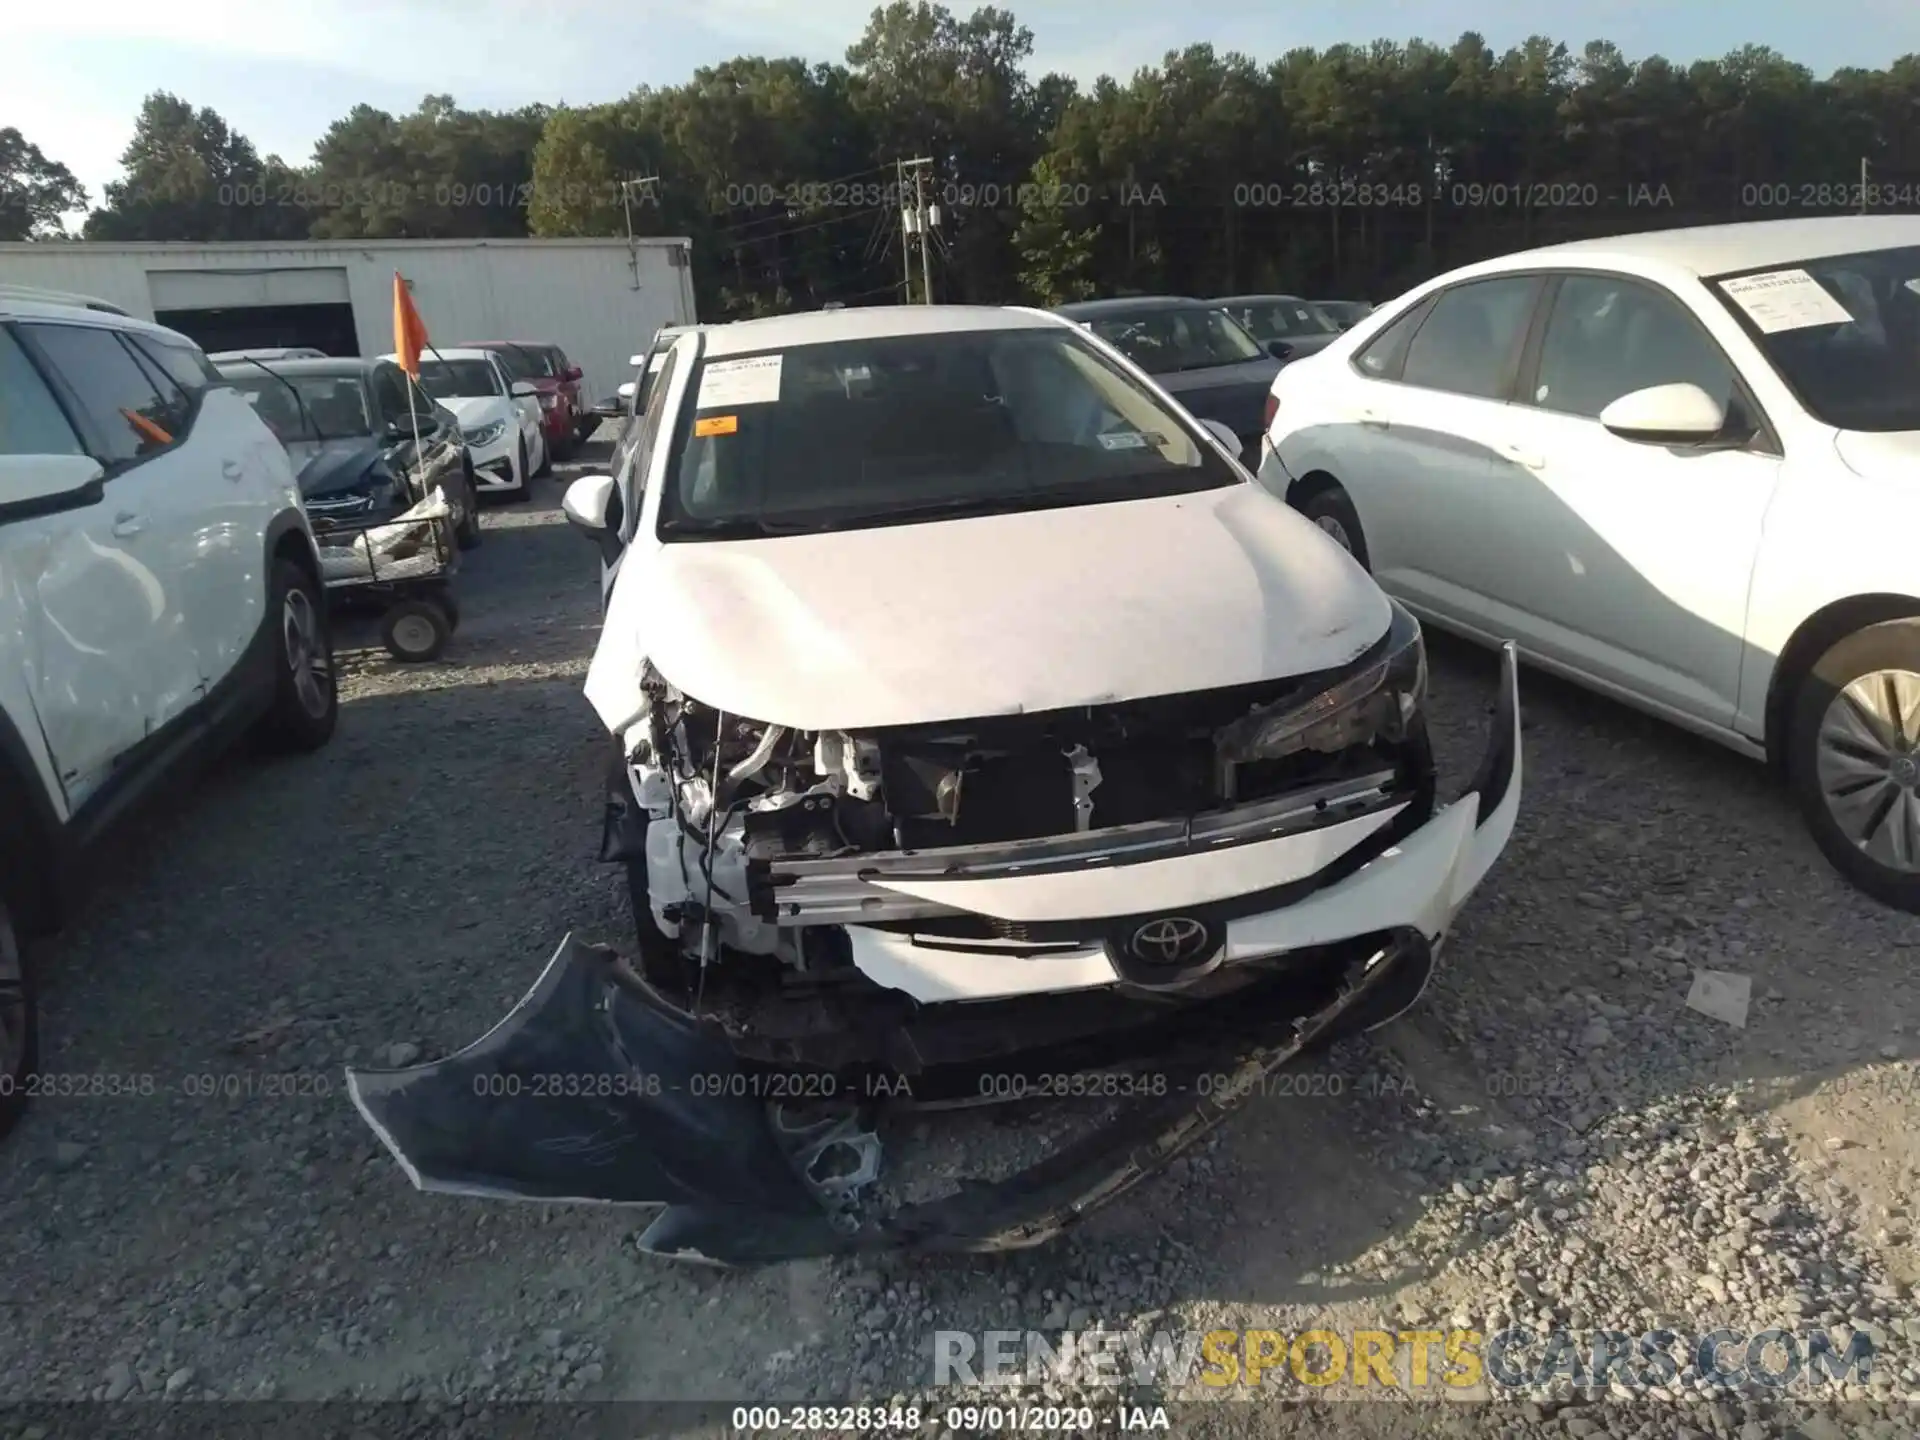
xmin=718 ymin=204 xmax=892 ymax=249
xmin=708 ymin=161 xmax=901 ymax=239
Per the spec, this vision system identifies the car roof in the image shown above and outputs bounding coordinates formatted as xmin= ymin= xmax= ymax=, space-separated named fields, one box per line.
xmin=461 ymin=339 xmax=558 ymax=350
xmin=1489 ymin=216 xmax=1920 ymax=279
xmin=0 ymin=289 xmax=193 ymax=346
xmin=1215 ymin=294 xmax=1307 ymax=306
xmin=215 ymin=357 xmax=378 ymax=378
xmin=698 ymin=305 xmax=1066 ymax=359
xmin=379 ymin=347 xmax=498 ymax=363
xmin=1054 ymin=296 xmax=1207 ymax=318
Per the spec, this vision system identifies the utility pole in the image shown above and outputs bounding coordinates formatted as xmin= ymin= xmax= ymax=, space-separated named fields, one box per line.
xmin=896 ymin=156 xmax=934 ymax=304
xmin=1860 ymin=156 xmax=1870 ymax=214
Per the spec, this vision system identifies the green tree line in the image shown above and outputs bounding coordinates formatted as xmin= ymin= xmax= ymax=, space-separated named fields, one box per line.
xmin=9 ymin=3 xmax=1920 ymax=317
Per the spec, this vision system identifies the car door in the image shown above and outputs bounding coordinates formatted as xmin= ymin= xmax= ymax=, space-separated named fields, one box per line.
xmin=7 ymin=322 xmax=203 ymax=806
xmin=1330 ymin=274 xmax=1545 ymax=625
xmin=1479 ymin=271 xmax=1782 ymax=728
xmin=125 ymin=330 xmax=286 ymax=696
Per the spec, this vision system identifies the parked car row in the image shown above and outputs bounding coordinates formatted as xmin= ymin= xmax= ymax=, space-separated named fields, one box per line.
xmin=1257 ymin=215 xmax=1920 ymax=911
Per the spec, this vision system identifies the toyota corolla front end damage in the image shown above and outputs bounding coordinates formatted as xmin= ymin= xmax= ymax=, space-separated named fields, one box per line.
xmin=344 ymin=309 xmax=1522 ymax=1265
xmin=349 ymin=619 xmax=1518 ymax=1265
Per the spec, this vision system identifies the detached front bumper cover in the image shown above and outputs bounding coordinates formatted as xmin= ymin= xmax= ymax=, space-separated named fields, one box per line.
xmin=346 ymin=646 xmax=1522 ymax=1265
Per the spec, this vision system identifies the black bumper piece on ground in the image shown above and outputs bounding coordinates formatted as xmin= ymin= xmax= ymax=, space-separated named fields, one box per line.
xmin=346 ymin=927 xmax=1430 ymax=1265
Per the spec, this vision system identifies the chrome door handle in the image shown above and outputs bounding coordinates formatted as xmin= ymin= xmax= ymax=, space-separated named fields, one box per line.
xmin=1505 ymin=444 xmax=1546 ymax=470
xmin=222 ymin=460 xmax=245 ymax=481
xmin=111 ymin=512 xmax=148 ymax=538
xmin=1358 ymin=408 xmax=1388 ymax=429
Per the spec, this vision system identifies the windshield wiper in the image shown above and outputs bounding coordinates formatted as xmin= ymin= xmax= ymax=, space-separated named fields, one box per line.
xmin=656 ymin=516 xmax=787 ymax=539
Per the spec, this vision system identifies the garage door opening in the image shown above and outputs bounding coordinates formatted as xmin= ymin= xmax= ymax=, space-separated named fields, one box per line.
xmin=154 ymin=302 xmax=360 ymax=357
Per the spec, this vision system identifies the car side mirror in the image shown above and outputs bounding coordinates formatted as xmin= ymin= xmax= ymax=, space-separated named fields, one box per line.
xmin=1198 ymin=418 xmax=1242 ymax=454
xmin=1599 ymin=383 xmax=1726 ymax=445
xmin=563 ymin=473 xmax=621 ymax=563
xmin=510 ymin=380 xmax=539 ymax=398
xmin=563 ymin=473 xmax=616 ymax=533
xmin=0 ymin=454 xmax=107 ymax=522
xmin=564 ymin=365 xmax=584 ymax=382
xmin=1266 ymin=340 xmax=1294 ymax=360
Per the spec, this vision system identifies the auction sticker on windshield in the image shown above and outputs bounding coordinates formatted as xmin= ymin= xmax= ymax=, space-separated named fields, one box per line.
xmin=1718 ymin=269 xmax=1854 ymax=333
xmin=698 ymin=355 xmax=782 ymax=408
xmin=1097 ymin=431 xmax=1151 ymax=450
xmin=694 ymin=415 xmax=738 ymax=437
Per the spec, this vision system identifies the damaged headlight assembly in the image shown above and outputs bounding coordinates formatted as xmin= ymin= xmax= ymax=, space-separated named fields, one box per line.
xmin=1215 ymin=602 xmax=1427 ymax=772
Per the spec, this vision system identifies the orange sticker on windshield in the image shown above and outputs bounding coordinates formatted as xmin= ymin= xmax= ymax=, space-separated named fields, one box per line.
xmin=695 ymin=414 xmax=738 ymax=437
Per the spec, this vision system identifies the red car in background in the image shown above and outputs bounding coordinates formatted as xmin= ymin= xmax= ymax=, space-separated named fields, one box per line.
xmin=461 ymin=341 xmax=595 ymax=460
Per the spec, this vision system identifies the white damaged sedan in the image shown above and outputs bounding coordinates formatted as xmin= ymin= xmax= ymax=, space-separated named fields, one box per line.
xmin=347 ymin=305 xmax=1523 ymax=1263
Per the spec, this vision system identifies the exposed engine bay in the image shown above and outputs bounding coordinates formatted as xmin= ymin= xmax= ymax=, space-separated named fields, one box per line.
xmin=610 ymin=604 xmax=1435 ymax=1022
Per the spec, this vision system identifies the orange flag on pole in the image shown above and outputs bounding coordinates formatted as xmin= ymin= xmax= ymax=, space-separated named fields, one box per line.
xmin=392 ymin=271 xmax=428 ymax=377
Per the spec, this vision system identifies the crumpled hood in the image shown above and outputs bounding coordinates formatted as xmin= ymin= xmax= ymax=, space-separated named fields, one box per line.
xmin=594 ymin=485 xmax=1391 ymax=734
xmin=440 ymin=396 xmax=512 ymax=428
xmin=286 ymin=436 xmax=384 ymax=499
xmin=1833 ymin=429 xmax=1920 ymax=483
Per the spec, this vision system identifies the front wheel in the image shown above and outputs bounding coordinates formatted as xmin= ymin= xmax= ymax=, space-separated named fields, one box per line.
xmin=512 ymin=437 xmax=534 ymax=503
xmin=1296 ymin=483 xmax=1371 ymax=570
xmin=1787 ymin=617 xmax=1920 ymax=912
xmin=0 ymin=897 xmax=37 ymax=1142
xmin=259 ymin=559 xmax=337 ymax=751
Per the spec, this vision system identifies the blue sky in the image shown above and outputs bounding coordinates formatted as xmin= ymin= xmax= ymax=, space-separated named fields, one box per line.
xmin=14 ymin=0 xmax=1920 ymax=210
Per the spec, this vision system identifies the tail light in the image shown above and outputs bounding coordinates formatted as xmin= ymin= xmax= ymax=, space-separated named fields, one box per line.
xmin=1262 ymin=389 xmax=1279 ymax=430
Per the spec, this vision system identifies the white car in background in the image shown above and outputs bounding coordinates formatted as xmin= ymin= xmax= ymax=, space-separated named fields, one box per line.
xmin=346 ymin=304 xmax=1522 ymax=1263
xmin=381 ymin=347 xmax=546 ymax=500
xmin=1260 ymin=215 xmax=1920 ymax=911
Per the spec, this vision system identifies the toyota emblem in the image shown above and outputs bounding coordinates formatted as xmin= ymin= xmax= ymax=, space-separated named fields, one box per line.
xmin=1128 ymin=916 xmax=1212 ymax=966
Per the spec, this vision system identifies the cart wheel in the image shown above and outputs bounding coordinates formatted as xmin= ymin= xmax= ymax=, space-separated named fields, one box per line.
xmin=381 ymin=599 xmax=452 ymax=662
xmin=433 ymin=587 xmax=461 ymax=631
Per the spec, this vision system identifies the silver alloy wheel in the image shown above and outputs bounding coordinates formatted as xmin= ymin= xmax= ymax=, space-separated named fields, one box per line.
xmin=390 ymin=612 xmax=440 ymax=658
xmin=0 ymin=904 xmax=25 ymax=1083
xmin=283 ymin=588 xmax=332 ymax=719
xmin=1816 ymin=667 xmax=1920 ymax=873
xmin=1315 ymin=514 xmax=1353 ymax=552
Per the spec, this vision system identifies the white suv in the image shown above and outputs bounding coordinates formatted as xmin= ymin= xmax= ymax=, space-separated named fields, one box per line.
xmin=0 ymin=289 xmax=338 ymax=1132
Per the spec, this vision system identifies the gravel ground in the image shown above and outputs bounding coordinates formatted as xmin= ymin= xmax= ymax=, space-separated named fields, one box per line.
xmin=2 ymin=435 xmax=1916 ymax=1437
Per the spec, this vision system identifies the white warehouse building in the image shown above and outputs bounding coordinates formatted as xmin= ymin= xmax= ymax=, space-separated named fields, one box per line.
xmin=0 ymin=236 xmax=697 ymax=407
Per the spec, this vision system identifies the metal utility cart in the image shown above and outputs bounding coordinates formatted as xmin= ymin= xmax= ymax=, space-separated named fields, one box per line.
xmin=310 ymin=490 xmax=462 ymax=662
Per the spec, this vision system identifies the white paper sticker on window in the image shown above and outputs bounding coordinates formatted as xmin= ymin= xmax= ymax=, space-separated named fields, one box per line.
xmin=1717 ymin=269 xmax=1853 ymax=333
xmin=697 ymin=355 xmax=782 ymax=408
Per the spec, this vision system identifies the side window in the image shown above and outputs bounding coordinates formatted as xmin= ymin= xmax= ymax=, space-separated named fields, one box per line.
xmin=371 ymin=366 xmax=411 ymax=425
xmin=407 ymin=379 xmax=438 ymax=426
xmin=1352 ymin=301 xmax=1430 ymax=380
xmin=617 ymin=347 xmax=679 ymax=538
xmin=0 ymin=328 xmax=86 ymax=457
xmin=23 ymin=323 xmax=184 ymax=464
xmin=129 ymin=334 xmax=219 ymax=397
xmin=1532 ymin=274 xmax=1742 ymax=421
xmin=1399 ymin=277 xmax=1540 ymax=399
